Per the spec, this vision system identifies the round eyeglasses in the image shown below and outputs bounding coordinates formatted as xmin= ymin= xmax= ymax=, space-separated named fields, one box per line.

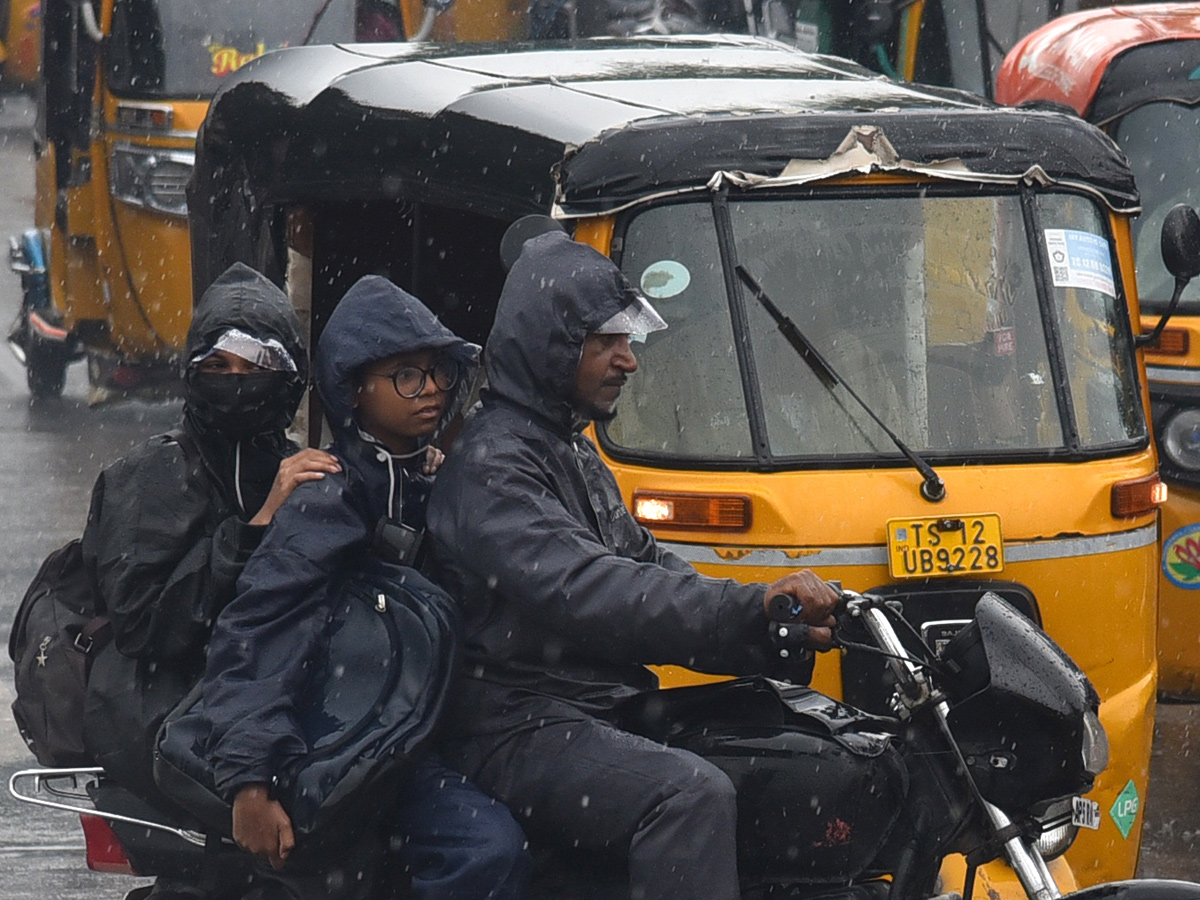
xmin=366 ymin=358 xmax=460 ymax=399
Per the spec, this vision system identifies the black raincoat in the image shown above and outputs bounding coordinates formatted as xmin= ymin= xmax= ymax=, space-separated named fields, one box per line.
xmin=201 ymin=276 xmax=479 ymax=796
xmin=82 ymin=263 xmax=308 ymax=808
xmin=426 ymin=230 xmax=782 ymax=742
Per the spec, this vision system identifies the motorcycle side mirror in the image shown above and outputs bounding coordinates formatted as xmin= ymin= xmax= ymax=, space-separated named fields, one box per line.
xmin=855 ymin=0 xmax=895 ymax=44
xmin=499 ymin=215 xmax=567 ymax=272
xmin=1137 ymin=204 xmax=1200 ymax=348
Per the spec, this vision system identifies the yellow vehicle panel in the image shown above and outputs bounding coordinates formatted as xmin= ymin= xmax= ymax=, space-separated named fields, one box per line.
xmin=1 ymin=0 xmax=41 ymax=89
xmin=1141 ymin=312 xmax=1200 ymax=373
xmin=603 ymin=453 xmax=1158 ymax=888
xmin=103 ymin=202 xmax=192 ymax=355
xmin=43 ymin=97 xmax=210 ymax=364
xmin=1140 ymin=310 xmax=1200 ymax=696
xmin=1157 ymin=483 xmax=1200 ymax=696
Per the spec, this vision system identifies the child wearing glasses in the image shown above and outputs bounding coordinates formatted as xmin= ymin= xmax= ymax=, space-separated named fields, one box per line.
xmin=199 ymin=276 xmax=529 ymax=899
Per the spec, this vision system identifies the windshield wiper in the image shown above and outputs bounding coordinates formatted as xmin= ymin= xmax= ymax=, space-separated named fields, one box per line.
xmin=735 ymin=264 xmax=946 ymax=503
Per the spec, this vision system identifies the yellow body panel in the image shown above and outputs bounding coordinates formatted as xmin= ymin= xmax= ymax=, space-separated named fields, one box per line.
xmin=1 ymin=0 xmax=41 ymax=89
xmin=1141 ymin=310 xmax=1200 ymax=695
xmin=1142 ymin=312 xmax=1200 ymax=372
xmin=40 ymin=55 xmax=209 ymax=362
xmin=400 ymin=0 xmax=525 ymax=42
xmin=1155 ymin=482 xmax=1200 ymax=696
xmin=940 ymin=854 xmax=1079 ymax=897
xmin=599 ymin=457 xmax=1158 ymax=888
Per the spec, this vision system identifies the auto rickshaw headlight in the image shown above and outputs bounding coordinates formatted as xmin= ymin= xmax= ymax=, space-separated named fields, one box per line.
xmin=110 ymin=144 xmax=193 ymax=218
xmin=1161 ymin=409 xmax=1200 ymax=471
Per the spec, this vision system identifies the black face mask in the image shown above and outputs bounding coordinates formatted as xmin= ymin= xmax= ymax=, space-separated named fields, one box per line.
xmin=185 ymin=371 xmax=302 ymax=440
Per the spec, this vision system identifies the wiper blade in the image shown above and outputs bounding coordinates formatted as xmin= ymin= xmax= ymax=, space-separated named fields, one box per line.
xmin=735 ymin=264 xmax=946 ymax=503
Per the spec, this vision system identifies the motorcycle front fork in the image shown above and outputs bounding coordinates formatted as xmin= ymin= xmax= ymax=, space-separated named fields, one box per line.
xmin=854 ymin=600 xmax=1062 ymax=900
xmin=981 ymin=801 xmax=1061 ymax=900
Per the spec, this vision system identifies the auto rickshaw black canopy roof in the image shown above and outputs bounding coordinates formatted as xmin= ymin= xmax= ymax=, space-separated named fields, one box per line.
xmin=190 ymin=34 xmax=1139 ymax=284
xmin=1091 ymin=39 xmax=1200 ymax=126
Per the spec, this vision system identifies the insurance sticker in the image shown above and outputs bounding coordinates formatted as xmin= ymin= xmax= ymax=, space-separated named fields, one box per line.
xmin=1072 ymin=797 xmax=1101 ymax=831
xmin=1044 ymin=229 xmax=1116 ymax=298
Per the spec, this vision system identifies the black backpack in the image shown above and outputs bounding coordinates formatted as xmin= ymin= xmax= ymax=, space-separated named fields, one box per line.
xmin=7 ymin=538 xmax=110 ymax=767
xmin=154 ymin=558 xmax=460 ymax=854
xmin=8 ymin=429 xmax=196 ymax=768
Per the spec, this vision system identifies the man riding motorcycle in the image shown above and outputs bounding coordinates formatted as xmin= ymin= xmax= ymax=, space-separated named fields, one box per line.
xmin=426 ymin=228 xmax=838 ymax=900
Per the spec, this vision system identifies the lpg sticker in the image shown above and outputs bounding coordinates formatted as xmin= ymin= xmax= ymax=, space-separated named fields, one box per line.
xmin=641 ymin=260 xmax=691 ymax=299
xmin=1162 ymin=523 xmax=1200 ymax=589
xmin=1110 ymin=780 xmax=1140 ymax=840
xmin=1044 ymin=229 xmax=1116 ymax=298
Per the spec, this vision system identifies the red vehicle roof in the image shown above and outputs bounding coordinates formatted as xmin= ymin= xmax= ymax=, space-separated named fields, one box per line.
xmin=997 ymin=3 xmax=1200 ymax=116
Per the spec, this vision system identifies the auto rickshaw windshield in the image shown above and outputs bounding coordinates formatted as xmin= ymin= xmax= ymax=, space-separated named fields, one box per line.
xmin=106 ymin=0 xmax=376 ymax=98
xmin=604 ymin=188 xmax=1145 ymax=464
xmin=1112 ymin=101 xmax=1200 ymax=314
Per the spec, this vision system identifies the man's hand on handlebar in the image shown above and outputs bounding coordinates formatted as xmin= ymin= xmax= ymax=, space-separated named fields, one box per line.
xmin=763 ymin=570 xmax=839 ymax=651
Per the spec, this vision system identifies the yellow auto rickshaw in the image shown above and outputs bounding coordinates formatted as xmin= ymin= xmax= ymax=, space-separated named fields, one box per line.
xmin=6 ymin=0 xmax=525 ymax=399
xmin=996 ymin=3 xmax=1200 ymax=696
xmin=873 ymin=0 xmax=1150 ymax=98
xmin=0 ymin=0 xmax=41 ymax=90
xmin=189 ymin=35 xmax=1168 ymax=895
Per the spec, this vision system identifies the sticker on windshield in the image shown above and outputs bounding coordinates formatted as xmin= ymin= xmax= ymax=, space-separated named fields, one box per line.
xmin=640 ymin=260 xmax=691 ymax=299
xmin=1044 ymin=229 xmax=1116 ymax=298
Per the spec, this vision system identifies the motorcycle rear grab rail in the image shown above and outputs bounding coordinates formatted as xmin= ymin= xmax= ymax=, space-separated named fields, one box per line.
xmin=8 ymin=767 xmax=208 ymax=847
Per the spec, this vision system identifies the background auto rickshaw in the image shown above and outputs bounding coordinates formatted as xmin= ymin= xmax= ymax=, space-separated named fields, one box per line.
xmin=996 ymin=3 xmax=1200 ymax=698
xmin=533 ymin=2 xmax=1168 ymax=99
xmin=190 ymin=35 xmax=1167 ymax=895
xmin=0 ymin=0 xmax=41 ymax=90
xmin=6 ymin=0 xmax=526 ymax=401
xmin=518 ymin=0 xmax=1125 ymax=81
xmin=873 ymin=0 xmax=1163 ymax=97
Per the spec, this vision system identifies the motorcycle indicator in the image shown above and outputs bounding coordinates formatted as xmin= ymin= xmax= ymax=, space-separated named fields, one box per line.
xmin=886 ymin=514 xmax=1004 ymax=579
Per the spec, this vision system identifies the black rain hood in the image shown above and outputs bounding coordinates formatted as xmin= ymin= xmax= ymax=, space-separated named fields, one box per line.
xmin=485 ymin=231 xmax=641 ymax=435
xmin=184 ymin=262 xmax=308 ymax=383
xmin=180 ymin=262 xmax=308 ymax=516
xmin=315 ymin=275 xmax=480 ymax=446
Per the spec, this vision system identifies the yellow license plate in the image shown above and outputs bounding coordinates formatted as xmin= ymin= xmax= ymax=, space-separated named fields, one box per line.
xmin=886 ymin=514 xmax=1004 ymax=579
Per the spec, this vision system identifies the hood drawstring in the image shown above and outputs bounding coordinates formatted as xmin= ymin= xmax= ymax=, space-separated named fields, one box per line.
xmin=369 ymin=435 xmax=425 ymax=522
xmin=234 ymin=440 xmax=246 ymax=517
xmin=378 ymin=446 xmax=399 ymax=522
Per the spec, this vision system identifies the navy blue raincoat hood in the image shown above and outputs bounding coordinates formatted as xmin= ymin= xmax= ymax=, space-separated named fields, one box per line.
xmin=316 ymin=275 xmax=480 ymax=443
xmin=485 ymin=232 xmax=641 ymax=434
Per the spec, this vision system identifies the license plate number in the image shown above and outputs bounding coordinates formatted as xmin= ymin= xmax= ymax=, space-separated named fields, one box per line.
xmin=886 ymin=515 xmax=1003 ymax=579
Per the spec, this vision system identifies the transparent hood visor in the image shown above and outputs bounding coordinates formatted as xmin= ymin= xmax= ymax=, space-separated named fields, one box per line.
xmin=191 ymin=328 xmax=298 ymax=373
xmin=593 ymin=294 xmax=668 ymax=337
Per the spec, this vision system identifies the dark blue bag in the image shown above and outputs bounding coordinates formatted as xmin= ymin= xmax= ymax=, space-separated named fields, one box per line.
xmin=153 ymin=560 xmax=460 ymax=851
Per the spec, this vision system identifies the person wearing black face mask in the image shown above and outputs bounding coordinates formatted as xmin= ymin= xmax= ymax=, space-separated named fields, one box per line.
xmin=81 ymin=263 xmax=339 ymax=900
